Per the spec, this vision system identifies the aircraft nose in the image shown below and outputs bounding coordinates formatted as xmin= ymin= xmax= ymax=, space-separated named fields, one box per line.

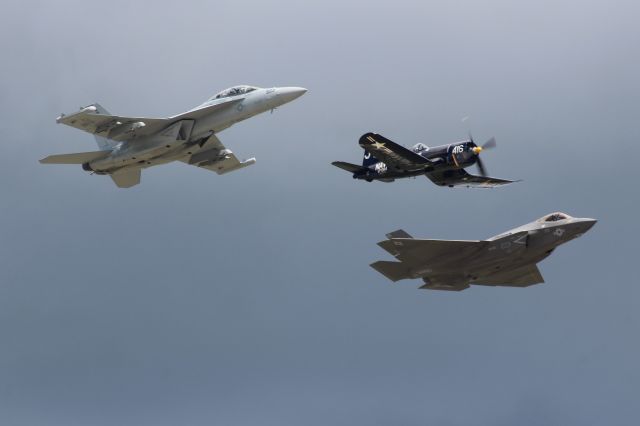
xmin=276 ymin=87 xmax=307 ymax=104
xmin=576 ymin=218 xmax=598 ymax=233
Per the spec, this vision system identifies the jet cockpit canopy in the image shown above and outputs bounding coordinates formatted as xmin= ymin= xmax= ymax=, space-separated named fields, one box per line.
xmin=212 ymin=85 xmax=259 ymax=100
xmin=412 ymin=143 xmax=428 ymax=153
xmin=539 ymin=212 xmax=572 ymax=222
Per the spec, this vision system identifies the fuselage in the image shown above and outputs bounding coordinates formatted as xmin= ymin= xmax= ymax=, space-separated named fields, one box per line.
xmin=86 ymin=86 xmax=306 ymax=174
xmin=357 ymin=140 xmax=480 ymax=181
xmin=417 ymin=213 xmax=597 ymax=280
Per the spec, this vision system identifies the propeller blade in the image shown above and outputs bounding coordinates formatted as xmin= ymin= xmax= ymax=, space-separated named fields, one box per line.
xmin=482 ymin=137 xmax=496 ymax=150
xmin=476 ymin=156 xmax=488 ymax=177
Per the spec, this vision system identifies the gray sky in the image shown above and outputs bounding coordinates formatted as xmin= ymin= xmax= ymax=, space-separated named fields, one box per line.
xmin=1 ymin=0 xmax=639 ymax=424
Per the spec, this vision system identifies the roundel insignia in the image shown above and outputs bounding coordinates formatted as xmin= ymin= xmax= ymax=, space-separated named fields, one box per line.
xmin=364 ymin=152 xmax=371 ymax=159
xmin=236 ymin=103 xmax=244 ymax=111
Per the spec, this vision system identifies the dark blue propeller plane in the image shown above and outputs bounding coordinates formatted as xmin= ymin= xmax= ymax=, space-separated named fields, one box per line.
xmin=332 ymin=132 xmax=516 ymax=188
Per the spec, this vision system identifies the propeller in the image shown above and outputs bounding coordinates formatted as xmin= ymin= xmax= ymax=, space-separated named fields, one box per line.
xmin=471 ymin=137 xmax=496 ymax=177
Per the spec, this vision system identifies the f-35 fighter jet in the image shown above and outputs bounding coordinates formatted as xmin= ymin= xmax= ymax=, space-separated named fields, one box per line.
xmin=41 ymin=85 xmax=306 ymax=188
xmin=333 ymin=132 xmax=515 ymax=187
xmin=371 ymin=212 xmax=596 ymax=291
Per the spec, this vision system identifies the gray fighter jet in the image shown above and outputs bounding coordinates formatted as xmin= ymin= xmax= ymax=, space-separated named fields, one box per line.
xmin=371 ymin=212 xmax=596 ymax=291
xmin=40 ymin=85 xmax=307 ymax=188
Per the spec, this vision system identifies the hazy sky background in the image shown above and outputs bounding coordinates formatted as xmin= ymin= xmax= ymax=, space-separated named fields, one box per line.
xmin=1 ymin=1 xmax=639 ymax=424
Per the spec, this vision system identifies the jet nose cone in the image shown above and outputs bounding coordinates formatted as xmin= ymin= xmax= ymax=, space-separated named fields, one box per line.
xmin=576 ymin=218 xmax=598 ymax=233
xmin=276 ymin=86 xmax=307 ymax=104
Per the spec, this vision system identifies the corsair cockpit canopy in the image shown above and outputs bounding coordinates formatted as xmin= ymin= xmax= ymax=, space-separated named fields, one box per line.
xmin=412 ymin=143 xmax=428 ymax=153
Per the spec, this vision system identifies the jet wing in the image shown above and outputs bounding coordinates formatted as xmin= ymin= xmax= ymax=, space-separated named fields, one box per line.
xmin=377 ymin=237 xmax=485 ymax=264
xmin=359 ymin=133 xmax=430 ymax=171
xmin=180 ymin=134 xmax=256 ymax=175
xmin=57 ymin=103 xmax=167 ymax=141
xmin=426 ymin=168 xmax=515 ymax=188
xmin=473 ymin=264 xmax=544 ymax=287
xmin=57 ymin=98 xmax=242 ymax=142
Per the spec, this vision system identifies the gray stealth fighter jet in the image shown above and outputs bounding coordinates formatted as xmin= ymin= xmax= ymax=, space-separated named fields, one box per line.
xmin=371 ymin=212 xmax=596 ymax=291
xmin=40 ymin=85 xmax=307 ymax=188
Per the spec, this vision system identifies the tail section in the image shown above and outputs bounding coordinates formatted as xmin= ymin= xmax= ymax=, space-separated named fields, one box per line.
xmin=362 ymin=149 xmax=378 ymax=167
xmin=91 ymin=103 xmax=118 ymax=151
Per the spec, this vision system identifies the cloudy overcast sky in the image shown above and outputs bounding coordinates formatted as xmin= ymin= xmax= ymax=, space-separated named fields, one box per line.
xmin=1 ymin=0 xmax=638 ymax=424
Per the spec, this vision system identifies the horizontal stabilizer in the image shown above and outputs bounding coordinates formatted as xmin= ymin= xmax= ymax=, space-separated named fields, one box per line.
xmin=332 ymin=161 xmax=365 ymax=174
xmin=370 ymin=260 xmax=411 ymax=282
xmin=39 ymin=150 xmax=110 ymax=164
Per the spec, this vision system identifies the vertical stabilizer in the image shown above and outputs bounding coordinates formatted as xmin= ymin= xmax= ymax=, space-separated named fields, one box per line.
xmin=91 ymin=103 xmax=118 ymax=151
xmin=362 ymin=149 xmax=378 ymax=168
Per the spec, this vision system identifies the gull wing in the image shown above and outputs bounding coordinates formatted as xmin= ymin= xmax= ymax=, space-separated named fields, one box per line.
xmin=426 ymin=168 xmax=515 ymax=188
xmin=359 ymin=132 xmax=430 ymax=171
xmin=180 ymin=134 xmax=255 ymax=175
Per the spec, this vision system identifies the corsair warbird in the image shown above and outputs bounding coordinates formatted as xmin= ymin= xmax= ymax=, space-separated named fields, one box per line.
xmin=371 ymin=212 xmax=596 ymax=291
xmin=40 ymin=85 xmax=307 ymax=188
xmin=332 ymin=132 xmax=515 ymax=187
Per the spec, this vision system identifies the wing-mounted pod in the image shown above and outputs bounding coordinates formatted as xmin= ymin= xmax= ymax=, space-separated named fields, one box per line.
xmin=187 ymin=143 xmax=255 ymax=175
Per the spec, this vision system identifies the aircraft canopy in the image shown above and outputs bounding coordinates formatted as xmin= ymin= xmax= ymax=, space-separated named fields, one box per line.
xmin=212 ymin=85 xmax=259 ymax=100
xmin=540 ymin=212 xmax=571 ymax=222
xmin=411 ymin=143 xmax=428 ymax=153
